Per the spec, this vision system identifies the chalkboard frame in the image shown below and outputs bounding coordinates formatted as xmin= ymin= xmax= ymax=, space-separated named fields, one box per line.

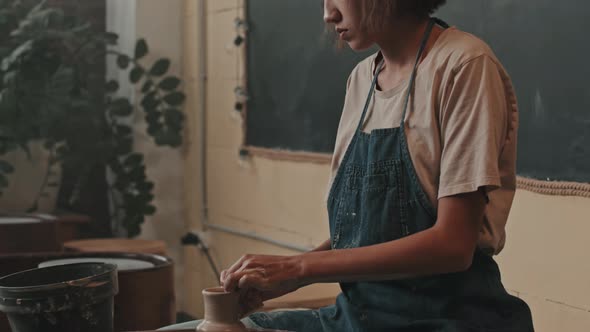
xmin=239 ymin=0 xmax=334 ymax=164
xmin=239 ymin=0 xmax=590 ymax=197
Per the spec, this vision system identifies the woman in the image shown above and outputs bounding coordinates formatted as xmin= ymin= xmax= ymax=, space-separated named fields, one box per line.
xmin=164 ymin=0 xmax=534 ymax=331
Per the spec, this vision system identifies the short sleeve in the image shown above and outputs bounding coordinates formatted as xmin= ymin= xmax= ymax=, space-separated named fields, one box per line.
xmin=438 ymin=55 xmax=509 ymax=199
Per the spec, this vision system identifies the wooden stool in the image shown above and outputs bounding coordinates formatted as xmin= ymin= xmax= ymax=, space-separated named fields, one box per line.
xmin=63 ymin=238 xmax=167 ymax=256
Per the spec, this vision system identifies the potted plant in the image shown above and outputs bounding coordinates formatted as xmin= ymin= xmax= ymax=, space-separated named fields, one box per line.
xmin=0 ymin=0 xmax=185 ymax=237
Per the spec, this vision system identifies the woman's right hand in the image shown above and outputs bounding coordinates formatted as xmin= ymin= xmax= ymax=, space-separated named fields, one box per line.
xmin=233 ymin=284 xmax=300 ymax=317
xmin=220 ymin=265 xmax=300 ymax=317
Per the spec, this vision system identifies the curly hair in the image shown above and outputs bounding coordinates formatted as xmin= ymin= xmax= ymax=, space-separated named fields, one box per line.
xmin=360 ymin=0 xmax=447 ymax=32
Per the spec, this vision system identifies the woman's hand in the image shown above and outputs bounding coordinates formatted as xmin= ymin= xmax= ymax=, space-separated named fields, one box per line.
xmin=220 ymin=254 xmax=305 ymax=315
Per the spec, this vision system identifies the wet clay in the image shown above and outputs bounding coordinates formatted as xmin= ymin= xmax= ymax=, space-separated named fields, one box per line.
xmin=197 ymin=287 xmax=248 ymax=332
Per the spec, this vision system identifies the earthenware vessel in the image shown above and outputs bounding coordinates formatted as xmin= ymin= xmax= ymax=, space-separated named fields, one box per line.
xmin=197 ymin=287 xmax=247 ymax=332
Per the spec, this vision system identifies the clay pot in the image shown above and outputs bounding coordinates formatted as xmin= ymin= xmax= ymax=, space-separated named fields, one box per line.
xmin=197 ymin=287 xmax=247 ymax=332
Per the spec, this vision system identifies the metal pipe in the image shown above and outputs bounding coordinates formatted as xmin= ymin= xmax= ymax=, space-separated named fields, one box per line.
xmin=200 ymin=224 xmax=312 ymax=253
xmin=198 ymin=0 xmax=209 ymax=229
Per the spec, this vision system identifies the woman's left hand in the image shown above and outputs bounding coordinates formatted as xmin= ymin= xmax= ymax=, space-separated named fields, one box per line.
xmin=220 ymin=254 xmax=305 ymax=296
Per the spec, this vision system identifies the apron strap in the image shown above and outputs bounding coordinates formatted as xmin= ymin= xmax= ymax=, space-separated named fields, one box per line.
xmin=355 ymin=60 xmax=384 ymax=132
xmin=399 ymin=18 xmax=436 ymax=128
xmin=355 ymin=18 xmax=438 ymax=132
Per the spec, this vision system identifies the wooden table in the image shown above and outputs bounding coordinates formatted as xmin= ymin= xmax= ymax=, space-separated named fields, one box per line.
xmin=63 ymin=238 xmax=168 ymax=256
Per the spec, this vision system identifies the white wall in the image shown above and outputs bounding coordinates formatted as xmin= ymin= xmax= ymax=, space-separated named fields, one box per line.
xmin=107 ymin=0 xmax=188 ymax=312
xmin=106 ymin=0 xmax=136 ymax=99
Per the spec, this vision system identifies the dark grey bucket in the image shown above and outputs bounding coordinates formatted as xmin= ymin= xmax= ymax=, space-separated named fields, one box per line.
xmin=0 ymin=263 xmax=118 ymax=332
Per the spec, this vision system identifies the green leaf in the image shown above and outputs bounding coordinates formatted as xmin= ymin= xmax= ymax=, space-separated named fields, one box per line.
xmin=147 ymin=126 xmax=161 ymax=137
xmin=137 ymin=181 xmax=155 ymax=192
xmin=2 ymin=40 xmax=33 ymax=71
xmin=2 ymin=71 xmax=16 ymax=85
xmin=143 ymin=204 xmax=156 ymax=216
xmin=48 ymin=66 xmax=74 ymax=97
xmin=145 ymin=112 xmax=161 ymax=124
xmin=103 ymin=32 xmax=119 ymax=45
xmin=135 ymin=39 xmax=148 ymax=59
xmin=117 ymin=55 xmax=130 ymax=69
xmin=116 ymin=140 xmax=133 ymax=155
xmin=163 ymin=92 xmax=186 ymax=106
xmin=154 ymin=134 xmax=166 ymax=146
xmin=141 ymin=80 xmax=153 ymax=93
xmin=164 ymin=109 xmax=184 ymax=125
xmin=111 ymin=98 xmax=133 ymax=117
xmin=109 ymin=160 xmax=125 ymax=174
xmin=158 ymin=77 xmax=181 ymax=91
xmin=114 ymin=178 xmax=130 ymax=190
xmin=141 ymin=92 xmax=160 ymax=109
xmin=128 ymin=166 xmax=147 ymax=181
xmin=138 ymin=192 xmax=155 ymax=202
xmin=129 ymin=67 xmax=145 ymax=84
xmin=0 ymin=160 xmax=14 ymax=174
xmin=149 ymin=59 xmax=170 ymax=76
xmin=106 ymin=80 xmax=119 ymax=93
xmin=115 ymin=125 xmax=132 ymax=136
xmin=126 ymin=224 xmax=142 ymax=238
xmin=122 ymin=214 xmax=143 ymax=237
xmin=124 ymin=153 xmax=143 ymax=167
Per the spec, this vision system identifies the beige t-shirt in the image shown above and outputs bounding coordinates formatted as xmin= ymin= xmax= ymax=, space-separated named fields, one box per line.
xmin=329 ymin=27 xmax=518 ymax=255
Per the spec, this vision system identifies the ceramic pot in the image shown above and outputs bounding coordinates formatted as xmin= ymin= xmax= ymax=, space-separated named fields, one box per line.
xmin=197 ymin=287 xmax=247 ymax=332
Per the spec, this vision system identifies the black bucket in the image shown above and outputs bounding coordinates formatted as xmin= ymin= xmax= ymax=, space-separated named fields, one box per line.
xmin=0 ymin=263 xmax=118 ymax=332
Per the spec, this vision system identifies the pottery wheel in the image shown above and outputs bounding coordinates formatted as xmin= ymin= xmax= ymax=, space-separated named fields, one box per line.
xmin=38 ymin=257 xmax=155 ymax=271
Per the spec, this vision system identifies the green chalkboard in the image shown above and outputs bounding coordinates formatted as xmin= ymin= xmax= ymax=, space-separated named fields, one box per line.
xmin=246 ymin=0 xmax=590 ymax=183
xmin=245 ymin=0 xmax=374 ymax=153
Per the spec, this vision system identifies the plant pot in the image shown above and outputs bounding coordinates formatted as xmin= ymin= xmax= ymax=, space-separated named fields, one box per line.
xmin=0 ymin=142 xmax=61 ymax=213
